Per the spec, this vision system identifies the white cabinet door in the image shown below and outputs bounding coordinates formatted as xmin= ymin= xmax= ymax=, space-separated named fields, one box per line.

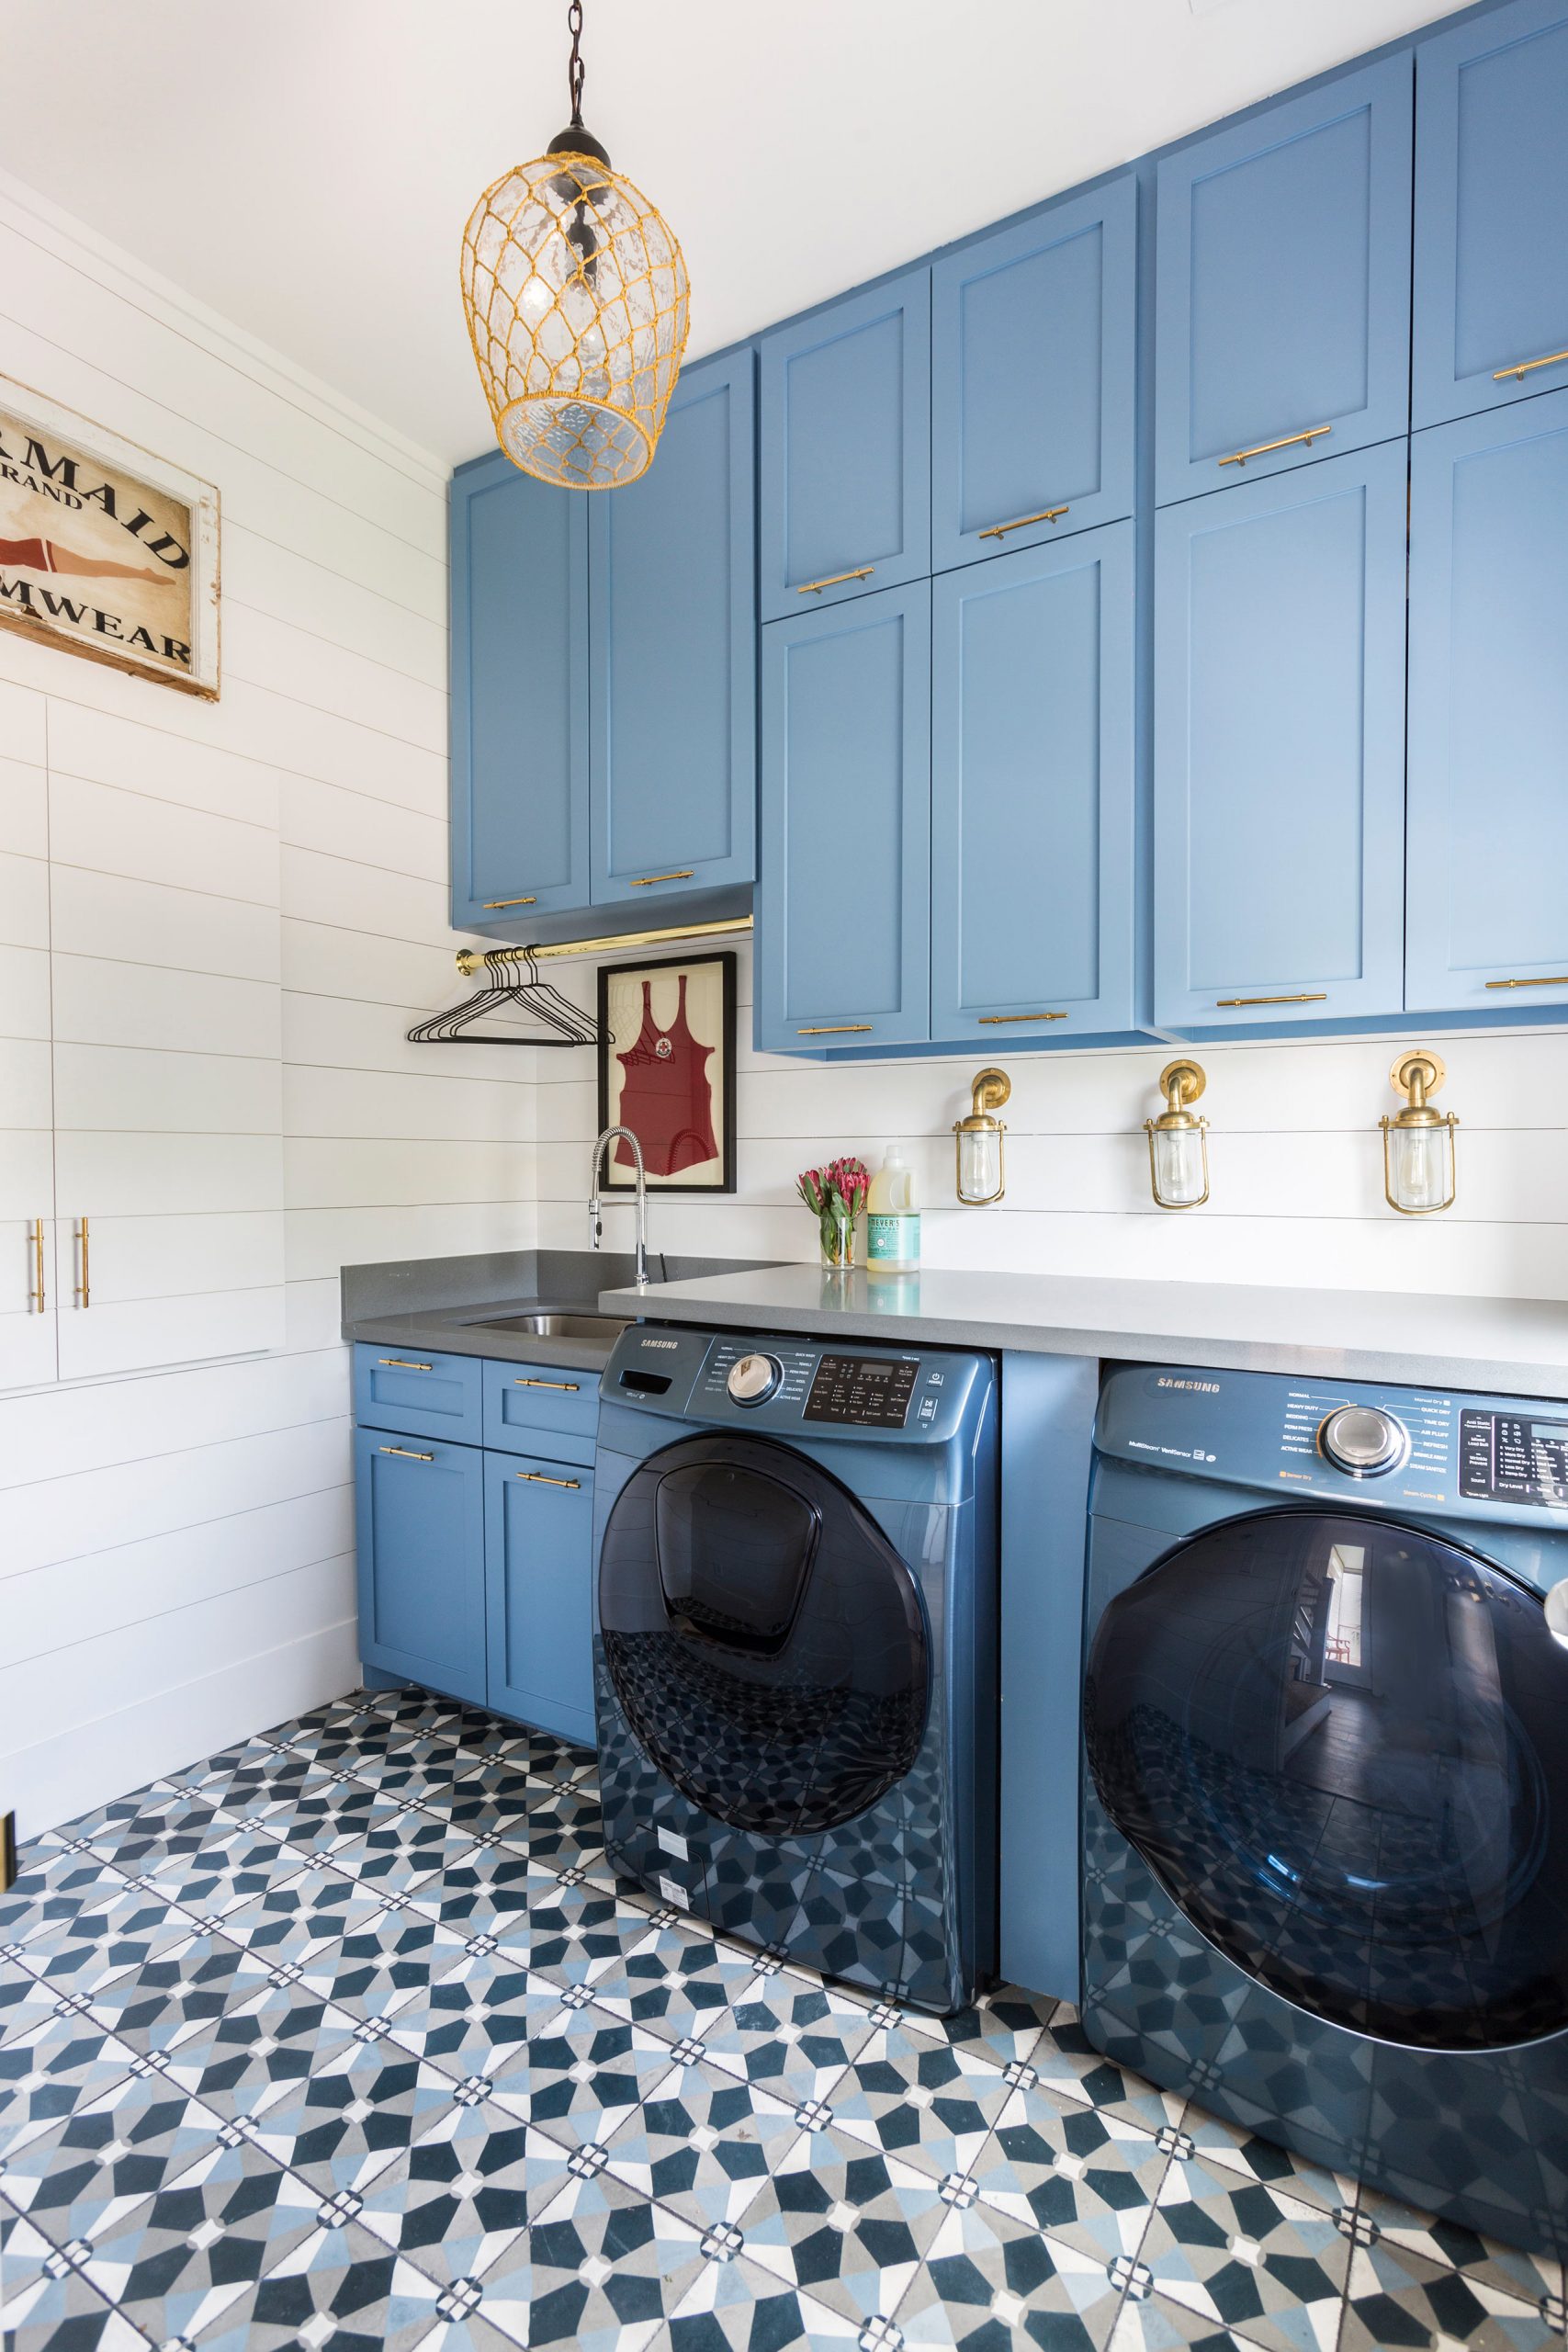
xmin=0 ymin=744 xmax=59 ymax=1391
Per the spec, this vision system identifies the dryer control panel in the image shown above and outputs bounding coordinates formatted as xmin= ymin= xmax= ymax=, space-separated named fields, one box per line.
xmin=600 ymin=1324 xmax=991 ymax=1445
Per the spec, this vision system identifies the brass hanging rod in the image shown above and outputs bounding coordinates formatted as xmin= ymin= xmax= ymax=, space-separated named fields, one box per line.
xmin=456 ymin=913 xmax=751 ymax=976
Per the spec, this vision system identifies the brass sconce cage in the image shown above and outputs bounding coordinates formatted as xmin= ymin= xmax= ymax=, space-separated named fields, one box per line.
xmin=953 ymin=1069 xmax=1010 ymax=1205
xmin=1145 ymin=1059 xmax=1210 ymax=1209
xmin=1381 ymin=1049 xmax=1458 ymax=1215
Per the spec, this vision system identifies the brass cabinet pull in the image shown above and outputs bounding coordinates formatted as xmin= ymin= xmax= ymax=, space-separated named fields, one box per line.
xmin=75 ymin=1216 xmax=90 ymax=1308
xmin=482 ymin=894 xmax=537 ymax=910
xmin=1494 ymin=347 xmax=1568 ymax=383
xmin=516 ymin=1469 xmax=581 ymax=1488
xmin=1484 ymin=974 xmax=1568 ymax=989
xmin=797 ymin=1023 xmax=873 ymax=1035
xmin=1215 ymin=991 xmax=1328 ymax=1007
xmin=978 ymin=505 xmax=1069 ymax=541
xmin=629 ymin=870 xmax=694 ymax=888
xmin=1218 ymin=424 xmax=1332 ymax=469
xmin=514 ymin=1375 xmax=581 ymax=1392
xmin=797 ymin=567 xmax=874 ymax=594
xmin=981 ymin=1010 xmax=1066 ymax=1024
xmin=378 ymin=1444 xmax=434 ymax=1462
xmin=30 ymin=1216 xmax=44 ymax=1313
xmin=378 ymin=1357 xmax=433 ymax=1372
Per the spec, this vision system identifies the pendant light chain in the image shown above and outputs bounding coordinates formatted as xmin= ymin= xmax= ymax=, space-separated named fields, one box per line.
xmin=566 ymin=1 xmax=586 ymax=130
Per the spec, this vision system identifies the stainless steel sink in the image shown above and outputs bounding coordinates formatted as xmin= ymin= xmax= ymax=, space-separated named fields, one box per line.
xmin=470 ymin=1311 xmax=631 ymax=1340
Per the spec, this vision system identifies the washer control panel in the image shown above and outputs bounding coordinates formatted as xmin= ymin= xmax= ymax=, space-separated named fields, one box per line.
xmin=1319 ymin=1404 xmax=1410 ymax=1477
xmin=727 ymin=1352 xmax=783 ymax=1407
xmin=600 ymin=1326 xmax=991 ymax=1444
xmin=1461 ymin=1409 xmax=1568 ymax=1509
xmin=803 ymin=1353 xmax=919 ymax=1428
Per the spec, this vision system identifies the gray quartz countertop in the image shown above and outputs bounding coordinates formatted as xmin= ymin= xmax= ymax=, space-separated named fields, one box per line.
xmin=596 ymin=1262 xmax=1568 ymax=1399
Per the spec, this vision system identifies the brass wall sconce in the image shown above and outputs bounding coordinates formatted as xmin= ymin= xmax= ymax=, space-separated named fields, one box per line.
xmin=953 ymin=1069 xmax=1010 ymax=1205
xmin=1381 ymin=1049 xmax=1458 ymax=1214
xmin=1145 ymin=1060 xmax=1210 ymax=1209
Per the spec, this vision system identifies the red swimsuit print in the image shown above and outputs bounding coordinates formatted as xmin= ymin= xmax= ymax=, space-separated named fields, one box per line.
xmin=615 ymin=974 xmax=718 ymax=1177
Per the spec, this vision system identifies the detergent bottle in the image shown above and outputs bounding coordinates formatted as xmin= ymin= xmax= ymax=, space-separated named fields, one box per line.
xmin=866 ymin=1143 xmax=920 ymax=1273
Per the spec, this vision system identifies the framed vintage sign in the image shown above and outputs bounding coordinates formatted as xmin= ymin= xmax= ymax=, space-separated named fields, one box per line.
xmin=596 ymin=952 xmax=738 ymax=1193
xmin=0 ymin=375 xmax=220 ymax=697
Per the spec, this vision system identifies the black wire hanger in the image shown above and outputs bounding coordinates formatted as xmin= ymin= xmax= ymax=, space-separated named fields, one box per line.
xmin=407 ymin=949 xmax=605 ymax=1048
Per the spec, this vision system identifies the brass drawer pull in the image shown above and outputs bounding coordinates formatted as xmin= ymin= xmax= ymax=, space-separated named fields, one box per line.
xmin=1484 ymin=974 xmax=1568 ymax=989
xmin=797 ymin=1023 xmax=873 ymax=1035
xmin=629 ymin=870 xmax=694 ymax=888
xmin=378 ymin=1357 xmax=434 ymax=1372
xmin=378 ymin=1444 xmax=434 ymax=1462
xmin=1494 ymin=347 xmax=1568 ymax=383
xmin=797 ymin=567 xmax=874 ymax=594
xmin=75 ymin=1216 xmax=90 ymax=1308
xmin=514 ymin=1375 xmax=581 ymax=1392
xmin=1218 ymin=424 xmax=1332 ymax=469
xmin=981 ymin=1010 xmax=1066 ymax=1024
xmin=978 ymin=505 xmax=1069 ymax=541
xmin=31 ymin=1216 xmax=44 ymax=1313
xmin=516 ymin=1469 xmax=581 ymax=1488
xmin=1215 ymin=991 xmax=1328 ymax=1007
xmin=482 ymin=894 xmax=537 ymax=910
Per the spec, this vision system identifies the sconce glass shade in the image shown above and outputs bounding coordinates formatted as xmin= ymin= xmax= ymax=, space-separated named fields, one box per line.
xmin=953 ymin=1068 xmax=1010 ymax=1206
xmin=1381 ymin=1050 xmax=1458 ymax=1214
xmin=460 ymin=148 xmax=690 ymax=489
xmin=1145 ymin=1059 xmax=1210 ymax=1210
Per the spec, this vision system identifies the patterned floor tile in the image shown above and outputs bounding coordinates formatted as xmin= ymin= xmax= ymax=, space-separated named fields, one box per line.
xmin=493 ymin=1883 xmax=657 ymax=1986
xmin=6 ymin=1876 xmax=195 ymax=1990
xmin=1355 ymin=2183 xmax=1567 ymax=2321
xmin=152 ymin=1974 xmax=342 ymax=2118
xmin=736 ymin=2121 xmax=948 ymax=2324
xmin=1138 ymin=2148 xmax=1351 ymax=2352
xmin=1176 ymin=2109 xmax=1357 ymax=2223
xmin=138 ymin=1824 xmax=318 ymax=1923
xmin=897 ymin=2194 xmax=1128 ymax=2348
xmin=694 ymin=1978 xmax=879 ymax=2109
xmin=321 ymin=1804 xmax=480 ymax=1896
xmin=217 ymin=1857 xmax=391 ymax=1961
xmin=380 ymin=1945 xmax=573 ymax=2075
xmin=0 ymin=2072 xmax=231 ymax=2246
xmin=601 ymin=2057 xmax=804 ymax=2228
xmin=354 ymin=2096 xmax=573 ymax=2281
xmin=80 ymin=1928 xmax=252 ymax=2056
xmin=477 ymin=2166 xmax=709 ymax=2352
xmin=231 ymin=1770 xmax=403 ymax=1857
xmin=970 ymin=2085 xmax=1171 ymax=2263
xmin=1341 ymin=2236 xmax=1563 ymax=2352
xmin=239 ymin=2014 xmax=461 ymax=2196
xmin=827 ymin=2020 xmax=1016 ymax=2184
xmin=1029 ymin=2005 xmax=1188 ymax=2136
xmin=0 ymin=2011 xmax=140 ymax=2157
xmin=487 ymin=2004 xmax=682 ymax=2144
xmin=84 ymin=1787 xmax=229 ymax=1877
xmin=0 ymin=2206 xmax=149 ymax=2352
xmin=586 ymin=1919 xmax=769 ymax=2039
xmin=415 ymin=1842 xmax=565 ymax=1936
xmin=1 ymin=1848 xmax=136 ymax=1946
xmin=1107 ymin=2288 xmax=1264 ymax=2349
xmin=320 ymin=1910 xmax=475 ymax=2027
xmin=181 ymin=2216 xmax=517 ymax=2352
xmin=895 ymin=1983 xmax=1060 ymax=2077
xmin=665 ymin=2250 xmax=866 ymax=2348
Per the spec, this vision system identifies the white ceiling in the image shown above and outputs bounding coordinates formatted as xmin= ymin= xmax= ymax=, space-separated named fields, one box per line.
xmin=3 ymin=0 xmax=1468 ymax=468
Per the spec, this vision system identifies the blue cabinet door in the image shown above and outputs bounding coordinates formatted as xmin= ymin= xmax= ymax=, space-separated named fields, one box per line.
xmin=450 ymin=451 xmax=589 ymax=927
xmin=1407 ymin=388 xmax=1568 ymax=1011
xmin=354 ymin=1428 xmax=487 ymax=1705
xmin=589 ymin=350 xmax=757 ymax=907
xmin=484 ymin=1451 xmax=596 ymax=1747
xmin=931 ymin=177 xmax=1137 ymax=571
xmin=757 ymin=582 xmax=931 ymax=1052
xmin=1156 ymin=55 xmax=1413 ymax=504
xmin=931 ymin=523 xmax=1134 ymax=1042
xmin=759 ymin=269 xmax=931 ymax=620
xmin=1153 ymin=442 xmax=1407 ymax=1030
xmin=1414 ymin=0 xmax=1568 ymax=428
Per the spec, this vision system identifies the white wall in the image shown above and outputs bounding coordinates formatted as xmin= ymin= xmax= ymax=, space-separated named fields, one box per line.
xmin=536 ymin=940 xmax=1568 ymax=1305
xmin=0 ymin=175 xmax=537 ymax=1838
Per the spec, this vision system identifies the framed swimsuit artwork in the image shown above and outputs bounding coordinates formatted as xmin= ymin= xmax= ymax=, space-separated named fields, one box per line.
xmin=595 ymin=952 xmax=738 ymax=1194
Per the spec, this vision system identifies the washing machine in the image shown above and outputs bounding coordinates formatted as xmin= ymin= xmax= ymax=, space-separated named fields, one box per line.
xmin=1080 ymin=1363 xmax=1568 ymax=2255
xmin=592 ymin=1322 xmax=998 ymax=2014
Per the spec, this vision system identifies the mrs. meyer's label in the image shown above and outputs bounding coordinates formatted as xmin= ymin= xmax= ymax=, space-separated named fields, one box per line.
xmin=867 ymin=1211 xmax=920 ymax=1263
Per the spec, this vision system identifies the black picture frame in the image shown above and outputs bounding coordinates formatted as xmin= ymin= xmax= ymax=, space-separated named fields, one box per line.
xmin=595 ymin=951 xmax=739 ymax=1193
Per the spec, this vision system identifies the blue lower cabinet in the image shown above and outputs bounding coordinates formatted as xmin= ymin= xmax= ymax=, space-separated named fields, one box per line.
xmin=931 ymin=522 xmax=1135 ymax=1041
xmin=354 ymin=1345 xmax=483 ymax=1445
xmin=483 ymin=1452 xmax=596 ymax=1746
xmin=1407 ymin=388 xmax=1568 ymax=1010
xmin=1153 ymin=440 xmax=1408 ymax=1030
xmin=354 ymin=1429 xmax=488 ymax=1705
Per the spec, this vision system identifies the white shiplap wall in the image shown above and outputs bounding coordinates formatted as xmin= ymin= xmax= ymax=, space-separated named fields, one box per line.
xmin=0 ymin=174 xmax=537 ymax=1837
xmin=535 ymin=943 xmax=1568 ymax=1304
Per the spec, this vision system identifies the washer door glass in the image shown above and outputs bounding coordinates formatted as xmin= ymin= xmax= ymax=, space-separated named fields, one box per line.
xmin=599 ymin=1433 xmax=929 ymax=1838
xmin=1086 ymin=1510 xmax=1568 ymax=2050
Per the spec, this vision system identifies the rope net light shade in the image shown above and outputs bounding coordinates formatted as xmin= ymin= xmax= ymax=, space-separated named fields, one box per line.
xmin=460 ymin=3 xmax=690 ymax=490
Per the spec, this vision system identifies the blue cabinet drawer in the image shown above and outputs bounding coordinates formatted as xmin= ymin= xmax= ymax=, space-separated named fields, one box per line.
xmin=484 ymin=1451 xmax=597 ymax=1747
xmin=483 ymin=1358 xmax=601 ymax=1465
xmin=355 ymin=1427 xmax=488 ymax=1707
xmin=354 ymin=1345 xmax=483 ymax=1444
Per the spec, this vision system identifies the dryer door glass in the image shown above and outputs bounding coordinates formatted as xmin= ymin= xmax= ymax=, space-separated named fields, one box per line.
xmin=599 ymin=1432 xmax=930 ymax=1837
xmin=1086 ymin=1510 xmax=1568 ymax=2050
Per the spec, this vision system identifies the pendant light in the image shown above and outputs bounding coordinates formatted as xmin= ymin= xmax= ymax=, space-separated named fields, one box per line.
xmin=459 ymin=1 xmax=691 ymax=489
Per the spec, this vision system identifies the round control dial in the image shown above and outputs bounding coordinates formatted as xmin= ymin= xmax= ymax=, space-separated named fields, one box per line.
xmin=1319 ymin=1404 xmax=1409 ymax=1477
xmin=728 ymin=1352 xmax=783 ymax=1407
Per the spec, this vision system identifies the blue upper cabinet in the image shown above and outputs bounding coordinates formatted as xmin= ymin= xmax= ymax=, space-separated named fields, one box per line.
xmin=1407 ymin=388 xmax=1568 ymax=1012
xmin=757 ymin=582 xmax=931 ymax=1050
xmin=931 ymin=177 xmax=1137 ymax=571
xmin=450 ymin=452 xmax=589 ymax=927
xmin=1414 ymin=0 xmax=1568 ymax=429
xmin=931 ymin=523 xmax=1134 ymax=1042
xmin=1155 ymin=56 xmax=1413 ymax=504
xmin=759 ymin=269 xmax=931 ymax=620
xmin=589 ymin=351 xmax=757 ymax=907
xmin=1153 ymin=442 xmax=1407 ymax=1030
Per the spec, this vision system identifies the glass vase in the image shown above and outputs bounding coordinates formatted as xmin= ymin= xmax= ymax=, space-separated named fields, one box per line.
xmin=819 ymin=1206 xmax=859 ymax=1272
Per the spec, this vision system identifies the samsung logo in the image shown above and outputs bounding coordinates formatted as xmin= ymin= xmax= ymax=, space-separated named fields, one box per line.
xmin=1156 ymin=1375 xmax=1220 ymax=1394
xmin=639 ymin=1338 xmax=679 ymax=1351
